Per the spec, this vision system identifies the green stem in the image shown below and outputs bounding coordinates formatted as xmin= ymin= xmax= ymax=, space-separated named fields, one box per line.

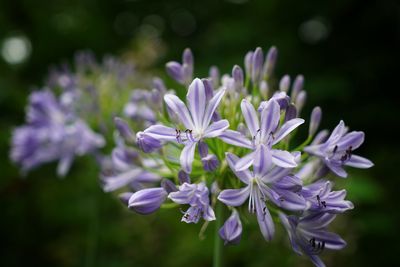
xmin=213 ymin=202 xmax=224 ymax=267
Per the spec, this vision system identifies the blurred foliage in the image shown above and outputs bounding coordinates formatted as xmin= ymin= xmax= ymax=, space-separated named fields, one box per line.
xmin=0 ymin=0 xmax=399 ymax=266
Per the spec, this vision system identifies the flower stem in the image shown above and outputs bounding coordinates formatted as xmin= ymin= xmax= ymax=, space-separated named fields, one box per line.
xmin=213 ymin=202 xmax=223 ymax=267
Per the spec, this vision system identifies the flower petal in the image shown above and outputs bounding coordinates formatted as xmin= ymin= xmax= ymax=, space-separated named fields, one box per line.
xmin=164 ymin=94 xmax=194 ymax=129
xmin=273 ymin=118 xmax=305 ymax=145
xmin=225 ymin=152 xmax=252 ymax=184
xmin=142 ymin=125 xmax=177 ymax=141
xmin=255 ymin=189 xmax=275 ymax=241
xmin=180 ymin=142 xmax=197 ymax=173
xmin=253 ymin=145 xmax=272 ymax=178
xmin=272 ymin=149 xmax=297 ymax=168
xmin=240 ymin=99 xmax=260 ymax=137
xmin=326 ymin=161 xmax=348 ymax=178
xmin=260 ymin=100 xmax=280 ymax=142
xmin=218 ymin=186 xmax=250 ymax=206
xmin=345 ymin=154 xmax=373 ymax=168
xmin=202 ymin=88 xmax=226 ymax=129
xmin=218 ymin=130 xmax=253 ymax=149
xmin=204 ymin=119 xmax=229 ymax=138
xmin=337 ymin=131 xmax=364 ymax=150
xmin=187 ymin=78 xmax=206 ymax=129
xmin=234 ymin=151 xmax=256 ymax=171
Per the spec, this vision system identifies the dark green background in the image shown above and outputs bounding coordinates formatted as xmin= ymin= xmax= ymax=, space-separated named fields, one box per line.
xmin=0 ymin=0 xmax=398 ymax=266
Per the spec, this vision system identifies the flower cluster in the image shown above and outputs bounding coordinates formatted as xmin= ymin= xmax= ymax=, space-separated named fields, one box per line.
xmin=10 ymin=51 xmax=143 ymax=176
xmin=107 ymin=47 xmax=373 ymax=266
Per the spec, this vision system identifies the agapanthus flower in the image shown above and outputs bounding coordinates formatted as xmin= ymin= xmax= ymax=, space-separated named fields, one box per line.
xmin=11 ymin=90 xmax=104 ymax=176
xmin=218 ymin=145 xmax=306 ymax=241
xmin=169 ymin=181 xmax=216 ymax=223
xmin=219 ymin=210 xmax=242 ymax=245
xmin=220 ymin=99 xmax=304 ymax=171
xmin=304 ymin=120 xmax=373 ymax=177
xmin=301 ymin=180 xmax=354 ymax=214
xmin=137 ymin=78 xmax=228 ymax=173
xmin=99 ymin=46 xmax=373 ymax=266
xmin=279 ymin=212 xmax=347 ymax=267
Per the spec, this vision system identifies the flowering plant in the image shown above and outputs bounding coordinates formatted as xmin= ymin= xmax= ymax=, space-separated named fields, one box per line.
xmin=105 ymin=47 xmax=373 ymax=267
xmin=11 ymin=46 xmax=373 ymax=267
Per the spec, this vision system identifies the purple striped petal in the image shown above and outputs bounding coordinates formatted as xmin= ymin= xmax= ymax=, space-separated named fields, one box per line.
xmin=241 ymin=99 xmax=260 ymax=137
xmin=142 ymin=125 xmax=176 ymax=141
xmin=219 ymin=130 xmax=253 ymax=149
xmin=234 ymin=151 xmax=256 ymax=171
xmin=345 ymin=154 xmax=373 ymax=168
xmin=225 ymin=152 xmax=252 ymax=184
xmin=202 ymin=88 xmax=226 ymax=129
xmin=164 ymin=94 xmax=194 ymax=129
xmin=219 ymin=210 xmax=242 ymax=245
xmin=128 ymin=187 xmax=167 ymax=215
xmin=187 ymin=78 xmax=206 ymax=129
xmin=253 ymin=145 xmax=272 ymax=177
xmin=255 ymin=189 xmax=274 ymax=241
xmin=272 ymin=149 xmax=297 ymax=168
xmin=337 ymin=131 xmax=364 ymax=150
xmin=260 ymin=100 xmax=280 ymax=142
xmin=204 ymin=119 xmax=229 ymax=138
xmin=180 ymin=142 xmax=197 ymax=173
xmin=273 ymin=118 xmax=305 ymax=145
xmin=218 ymin=186 xmax=250 ymax=206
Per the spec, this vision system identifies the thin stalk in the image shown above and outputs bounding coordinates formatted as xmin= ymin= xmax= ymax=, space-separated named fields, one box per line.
xmin=213 ymin=202 xmax=224 ymax=267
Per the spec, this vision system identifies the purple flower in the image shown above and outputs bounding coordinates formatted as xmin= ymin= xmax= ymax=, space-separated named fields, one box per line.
xmin=124 ymin=89 xmax=158 ymax=125
xmin=279 ymin=212 xmax=346 ymax=267
xmin=219 ymin=210 xmax=242 ymax=245
xmin=127 ymin=187 xmax=168 ymax=215
xmin=166 ymin=48 xmax=194 ymax=85
xmin=168 ymin=182 xmax=216 ymax=223
xmin=301 ymin=180 xmax=354 ymax=214
xmin=10 ymin=90 xmax=105 ymax=176
xmin=101 ymin=145 xmax=161 ymax=192
xmin=219 ymin=99 xmax=304 ymax=171
xmin=139 ymin=78 xmax=228 ymax=173
xmin=218 ymin=146 xmax=306 ymax=241
xmin=304 ymin=120 xmax=373 ymax=177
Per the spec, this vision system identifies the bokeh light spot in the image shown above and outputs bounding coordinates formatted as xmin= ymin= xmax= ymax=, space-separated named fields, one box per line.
xmin=1 ymin=35 xmax=32 ymax=65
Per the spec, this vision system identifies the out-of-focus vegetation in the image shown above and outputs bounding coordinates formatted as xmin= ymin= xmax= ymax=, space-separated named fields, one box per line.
xmin=0 ymin=0 xmax=398 ymax=266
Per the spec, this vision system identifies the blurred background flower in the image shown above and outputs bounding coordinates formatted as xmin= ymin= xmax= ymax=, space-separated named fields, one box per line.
xmin=0 ymin=0 xmax=397 ymax=266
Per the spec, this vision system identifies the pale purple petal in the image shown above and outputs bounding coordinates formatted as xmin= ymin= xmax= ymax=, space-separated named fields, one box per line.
xmin=225 ymin=152 xmax=252 ymax=184
xmin=218 ymin=186 xmax=250 ymax=206
xmin=253 ymin=145 xmax=272 ymax=178
xmin=219 ymin=130 xmax=253 ymax=149
xmin=166 ymin=61 xmax=183 ymax=83
xmin=128 ymin=187 xmax=167 ymax=214
xmin=272 ymin=149 xmax=297 ymax=168
xmin=187 ymin=78 xmax=206 ymax=129
xmin=204 ymin=119 xmax=229 ymax=138
xmin=255 ymin=190 xmax=274 ymax=241
xmin=180 ymin=142 xmax=197 ymax=173
xmin=345 ymin=154 xmax=373 ymax=168
xmin=241 ymin=99 xmax=260 ymax=137
xmin=164 ymin=94 xmax=194 ymax=129
xmin=326 ymin=161 xmax=348 ymax=178
xmin=273 ymin=118 xmax=305 ymax=145
xmin=234 ymin=151 xmax=256 ymax=171
xmin=219 ymin=210 xmax=242 ymax=245
xmin=336 ymin=131 xmax=365 ymax=150
xmin=202 ymin=88 xmax=226 ymax=129
xmin=260 ymin=100 xmax=280 ymax=142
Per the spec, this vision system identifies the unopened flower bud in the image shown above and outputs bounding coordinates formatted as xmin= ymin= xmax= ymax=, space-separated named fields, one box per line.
xmin=251 ymin=47 xmax=264 ymax=84
xmin=263 ymin=46 xmax=278 ymax=79
xmin=308 ymin=106 xmax=322 ymax=137
xmin=291 ymin=75 xmax=304 ymax=100
xmin=219 ymin=210 xmax=242 ymax=245
xmin=128 ymin=187 xmax=167 ymax=215
xmin=114 ymin=117 xmax=135 ymax=143
xmin=279 ymin=75 xmax=291 ymax=92
xmin=136 ymin=132 xmax=162 ymax=153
